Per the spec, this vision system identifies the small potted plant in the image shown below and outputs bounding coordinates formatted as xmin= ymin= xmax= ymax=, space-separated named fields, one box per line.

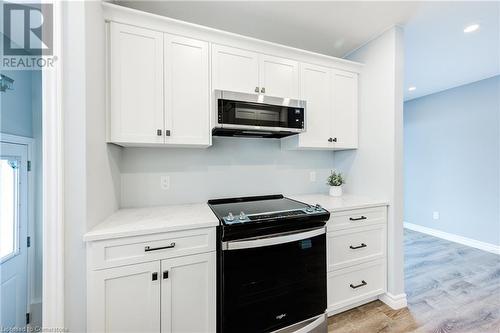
xmin=327 ymin=170 xmax=344 ymax=197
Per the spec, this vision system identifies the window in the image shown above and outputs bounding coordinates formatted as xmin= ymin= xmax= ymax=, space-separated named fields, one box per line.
xmin=0 ymin=158 xmax=19 ymax=262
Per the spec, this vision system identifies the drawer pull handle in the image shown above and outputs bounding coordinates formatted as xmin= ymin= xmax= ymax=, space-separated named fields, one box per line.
xmin=144 ymin=242 xmax=176 ymax=252
xmin=349 ymin=216 xmax=367 ymax=221
xmin=350 ymin=280 xmax=367 ymax=289
xmin=349 ymin=243 xmax=367 ymax=250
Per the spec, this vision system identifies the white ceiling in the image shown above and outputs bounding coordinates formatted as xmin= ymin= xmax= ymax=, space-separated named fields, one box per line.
xmin=404 ymin=1 xmax=500 ymax=100
xmin=116 ymin=1 xmax=420 ymax=57
xmin=116 ymin=1 xmax=500 ymax=101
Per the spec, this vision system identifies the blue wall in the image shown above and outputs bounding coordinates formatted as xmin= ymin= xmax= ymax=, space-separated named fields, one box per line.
xmin=1 ymin=70 xmax=34 ymax=137
xmin=404 ymin=75 xmax=500 ymax=245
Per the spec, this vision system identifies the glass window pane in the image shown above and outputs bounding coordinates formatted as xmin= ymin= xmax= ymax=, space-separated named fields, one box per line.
xmin=0 ymin=159 xmax=19 ymax=261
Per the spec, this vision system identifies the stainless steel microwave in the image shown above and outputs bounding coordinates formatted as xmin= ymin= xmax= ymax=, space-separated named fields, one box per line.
xmin=213 ymin=90 xmax=306 ymax=138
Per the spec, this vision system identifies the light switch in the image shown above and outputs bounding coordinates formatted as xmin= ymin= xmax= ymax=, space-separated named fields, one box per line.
xmin=160 ymin=175 xmax=170 ymax=190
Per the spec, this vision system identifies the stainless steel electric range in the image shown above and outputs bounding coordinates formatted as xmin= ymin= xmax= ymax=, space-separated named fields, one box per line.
xmin=208 ymin=194 xmax=330 ymax=333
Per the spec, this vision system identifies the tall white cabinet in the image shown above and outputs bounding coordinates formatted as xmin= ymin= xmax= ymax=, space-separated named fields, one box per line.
xmin=108 ymin=23 xmax=210 ymax=147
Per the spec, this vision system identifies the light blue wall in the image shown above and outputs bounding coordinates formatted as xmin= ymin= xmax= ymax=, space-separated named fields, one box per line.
xmin=404 ymin=75 xmax=500 ymax=245
xmin=1 ymin=70 xmax=34 ymax=137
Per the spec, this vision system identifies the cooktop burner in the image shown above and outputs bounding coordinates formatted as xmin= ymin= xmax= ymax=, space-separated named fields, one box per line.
xmin=207 ymin=194 xmax=330 ymax=241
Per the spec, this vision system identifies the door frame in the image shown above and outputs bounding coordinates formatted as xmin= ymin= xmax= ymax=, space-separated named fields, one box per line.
xmin=41 ymin=0 xmax=64 ymax=329
xmin=0 ymin=134 xmax=34 ymax=322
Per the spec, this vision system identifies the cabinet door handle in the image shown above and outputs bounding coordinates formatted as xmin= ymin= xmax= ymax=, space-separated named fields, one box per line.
xmin=152 ymin=272 xmax=158 ymax=281
xmin=349 ymin=243 xmax=367 ymax=250
xmin=165 ymin=130 xmax=171 ymax=136
xmin=255 ymin=87 xmax=260 ymax=93
xmin=350 ymin=280 xmax=367 ymax=289
xmin=157 ymin=129 xmax=162 ymax=136
xmin=260 ymin=87 xmax=266 ymax=93
xmin=163 ymin=271 xmax=169 ymax=279
xmin=349 ymin=216 xmax=367 ymax=221
xmin=144 ymin=242 xmax=176 ymax=252
xmin=328 ymin=138 xmax=333 ymax=142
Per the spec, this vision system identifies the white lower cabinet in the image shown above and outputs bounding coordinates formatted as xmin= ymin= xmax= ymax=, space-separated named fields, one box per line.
xmin=87 ymin=229 xmax=216 ymax=333
xmin=326 ymin=206 xmax=387 ymax=315
xmin=161 ymin=252 xmax=216 ymax=333
xmin=88 ymin=261 xmax=161 ymax=333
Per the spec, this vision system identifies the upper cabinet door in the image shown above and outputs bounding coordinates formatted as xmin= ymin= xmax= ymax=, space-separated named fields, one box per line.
xmin=259 ymin=55 xmax=299 ymax=99
xmin=164 ymin=34 xmax=210 ymax=146
xmin=297 ymin=63 xmax=332 ymax=148
xmin=88 ymin=261 xmax=161 ymax=333
xmin=161 ymin=252 xmax=216 ymax=333
xmin=332 ymin=70 xmax=358 ymax=149
xmin=109 ymin=23 xmax=164 ymax=144
xmin=212 ymin=44 xmax=259 ymax=94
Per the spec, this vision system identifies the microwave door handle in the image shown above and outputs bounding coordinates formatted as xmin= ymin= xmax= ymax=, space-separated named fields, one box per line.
xmin=222 ymin=227 xmax=325 ymax=251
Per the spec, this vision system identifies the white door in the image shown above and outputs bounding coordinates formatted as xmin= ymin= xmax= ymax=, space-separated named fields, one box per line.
xmin=259 ymin=55 xmax=299 ymax=99
xmin=88 ymin=261 xmax=161 ymax=333
xmin=161 ymin=252 xmax=216 ymax=333
xmin=109 ymin=22 xmax=164 ymax=144
xmin=0 ymin=142 xmax=29 ymax=329
xmin=212 ymin=44 xmax=259 ymax=94
xmin=297 ymin=63 xmax=332 ymax=148
xmin=332 ymin=70 xmax=358 ymax=149
xmin=164 ymin=34 xmax=210 ymax=146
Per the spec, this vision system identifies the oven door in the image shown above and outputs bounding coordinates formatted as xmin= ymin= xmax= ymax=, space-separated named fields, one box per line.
xmin=220 ymin=227 xmax=326 ymax=333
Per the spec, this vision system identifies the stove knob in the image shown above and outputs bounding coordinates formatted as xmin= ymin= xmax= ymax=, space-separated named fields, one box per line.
xmin=315 ymin=204 xmax=322 ymax=211
xmin=239 ymin=212 xmax=246 ymax=220
xmin=227 ymin=212 xmax=234 ymax=221
xmin=306 ymin=207 xmax=314 ymax=213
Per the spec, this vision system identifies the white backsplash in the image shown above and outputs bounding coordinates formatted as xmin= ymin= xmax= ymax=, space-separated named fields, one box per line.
xmin=120 ymin=137 xmax=335 ymax=207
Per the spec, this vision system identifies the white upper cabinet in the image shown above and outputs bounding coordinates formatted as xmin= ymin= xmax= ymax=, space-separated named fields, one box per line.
xmin=88 ymin=261 xmax=161 ymax=333
xmin=332 ymin=69 xmax=358 ymax=149
xmin=161 ymin=252 xmax=216 ymax=333
xmin=294 ymin=63 xmax=332 ymax=149
xmin=212 ymin=44 xmax=259 ymax=94
xmin=259 ymin=55 xmax=299 ymax=98
xmin=282 ymin=64 xmax=359 ymax=150
xmin=212 ymin=45 xmax=299 ymax=98
xmin=109 ymin=23 xmax=164 ymax=144
xmin=164 ymin=34 xmax=210 ymax=146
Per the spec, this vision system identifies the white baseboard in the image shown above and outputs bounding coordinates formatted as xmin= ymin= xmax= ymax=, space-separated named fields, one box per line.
xmin=404 ymin=222 xmax=500 ymax=255
xmin=379 ymin=292 xmax=407 ymax=310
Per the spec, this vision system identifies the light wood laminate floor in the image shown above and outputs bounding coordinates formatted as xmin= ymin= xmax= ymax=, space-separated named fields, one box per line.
xmin=328 ymin=230 xmax=500 ymax=333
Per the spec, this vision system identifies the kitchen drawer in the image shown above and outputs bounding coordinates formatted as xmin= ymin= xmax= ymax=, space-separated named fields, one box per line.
xmin=327 ymin=206 xmax=386 ymax=232
xmin=327 ymin=224 xmax=386 ymax=271
xmin=327 ymin=259 xmax=386 ymax=313
xmin=88 ymin=227 xmax=216 ymax=270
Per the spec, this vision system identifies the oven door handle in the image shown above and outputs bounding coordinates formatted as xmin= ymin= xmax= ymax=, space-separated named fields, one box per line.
xmin=222 ymin=227 xmax=325 ymax=251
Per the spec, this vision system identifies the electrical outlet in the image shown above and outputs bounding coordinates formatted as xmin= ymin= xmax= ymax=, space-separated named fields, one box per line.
xmin=309 ymin=171 xmax=316 ymax=182
xmin=160 ymin=175 xmax=170 ymax=190
xmin=433 ymin=211 xmax=440 ymax=220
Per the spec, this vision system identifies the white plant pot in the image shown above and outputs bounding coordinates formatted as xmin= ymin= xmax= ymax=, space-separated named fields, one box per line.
xmin=329 ymin=186 xmax=343 ymax=197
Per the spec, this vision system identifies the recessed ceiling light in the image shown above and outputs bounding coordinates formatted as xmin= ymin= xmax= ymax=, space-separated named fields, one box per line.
xmin=464 ymin=24 xmax=479 ymax=33
xmin=408 ymin=86 xmax=416 ymax=92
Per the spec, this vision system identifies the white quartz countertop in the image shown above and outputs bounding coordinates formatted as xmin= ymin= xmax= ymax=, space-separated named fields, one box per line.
xmin=84 ymin=194 xmax=387 ymax=242
xmin=84 ymin=203 xmax=218 ymax=242
xmin=289 ymin=194 xmax=388 ymax=212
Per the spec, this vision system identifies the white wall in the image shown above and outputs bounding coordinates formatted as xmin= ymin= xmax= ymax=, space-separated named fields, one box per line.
xmin=121 ymin=138 xmax=334 ymax=207
xmin=63 ymin=2 xmax=122 ymax=332
xmin=404 ymin=76 xmax=500 ymax=246
xmin=335 ymin=27 xmax=406 ymax=300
